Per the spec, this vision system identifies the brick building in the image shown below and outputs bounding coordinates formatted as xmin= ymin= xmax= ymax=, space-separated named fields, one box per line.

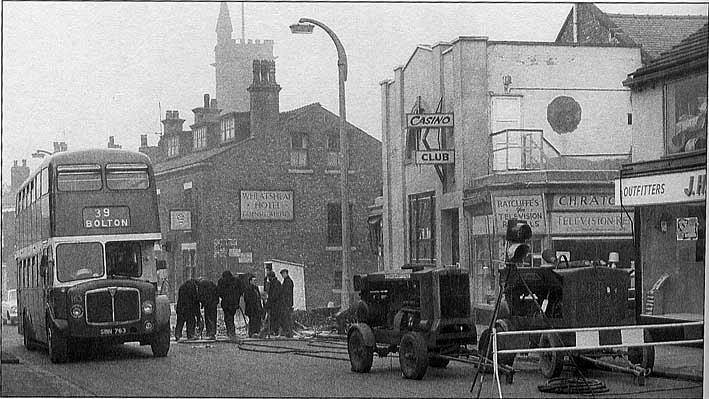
xmin=615 ymin=24 xmax=707 ymax=326
xmin=141 ymin=60 xmax=382 ymax=309
xmin=556 ymin=3 xmax=707 ymax=64
xmin=1 ymin=160 xmax=30 ymax=295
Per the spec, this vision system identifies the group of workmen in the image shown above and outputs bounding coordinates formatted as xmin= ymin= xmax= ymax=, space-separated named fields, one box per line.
xmin=174 ymin=265 xmax=294 ymax=341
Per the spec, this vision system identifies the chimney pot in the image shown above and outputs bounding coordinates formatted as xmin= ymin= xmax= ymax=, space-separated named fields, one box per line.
xmin=140 ymin=134 xmax=148 ymax=147
xmin=166 ymin=110 xmax=171 ymax=119
xmin=210 ymin=99 xmax=218 ymax=108
xmin=14 ymin=160 xmax=18 ymax=166
xmin=22 ymin=159 xmax=27 ymax=166
xmin=204 ymin=94 xmax=210 ymax=108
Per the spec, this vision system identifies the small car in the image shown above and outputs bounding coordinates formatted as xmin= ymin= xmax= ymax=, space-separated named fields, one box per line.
xmin=2 ymin=289 xmax=17 ymax=325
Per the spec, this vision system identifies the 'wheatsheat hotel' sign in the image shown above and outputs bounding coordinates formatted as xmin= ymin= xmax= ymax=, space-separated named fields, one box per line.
xmin=614 ymin=169 xmax=706 ymax=206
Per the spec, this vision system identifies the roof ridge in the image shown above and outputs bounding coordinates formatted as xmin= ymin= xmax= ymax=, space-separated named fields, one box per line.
xmin=607 ymin=13 xmax=708 ymax=19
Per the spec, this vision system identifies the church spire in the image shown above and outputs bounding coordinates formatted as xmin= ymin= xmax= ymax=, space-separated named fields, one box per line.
xmin=216 ymin=2 xmax=233 ymax=43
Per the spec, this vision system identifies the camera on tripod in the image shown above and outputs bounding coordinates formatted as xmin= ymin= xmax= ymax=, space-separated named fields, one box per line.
xmin=505 ymin=219 xmax=532 ymax=264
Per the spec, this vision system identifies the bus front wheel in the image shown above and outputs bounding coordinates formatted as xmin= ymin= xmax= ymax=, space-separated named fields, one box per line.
xmin=151 ymin=327 xmax=170 ymax=357
xmin=47 ymin=321 xmax=69 ymax=363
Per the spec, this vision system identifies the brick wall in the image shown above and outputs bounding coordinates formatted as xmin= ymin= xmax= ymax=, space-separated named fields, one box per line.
xmin=154 ymin=104 xmax=382 ymax=309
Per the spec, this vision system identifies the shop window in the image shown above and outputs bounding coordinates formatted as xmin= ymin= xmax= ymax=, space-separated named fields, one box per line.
xmin=664 ymin=73 xmax=708 ymax=155
xmin=327 ymin=202 xmax=353 ymax=246
xmin=409 ymin=192 xmax=435 ymax=263
xmin=327 ymin=133 xmax=340 ymax=169
xmin=290 ymin=132 xmax=309 ymax=168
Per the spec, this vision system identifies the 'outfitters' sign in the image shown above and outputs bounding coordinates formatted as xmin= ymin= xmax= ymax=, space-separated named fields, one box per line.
xmin=240 ymin=190 xmax=294 ymax=220
xmin=614 ymin=169 xmax=706 ymax=206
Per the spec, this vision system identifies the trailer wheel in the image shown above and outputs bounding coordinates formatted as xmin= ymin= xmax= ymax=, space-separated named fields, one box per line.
xmin=478 ymin=321 xmax=515 ymax=367
xmin=151 ymin=327 xmax=171 ymax=357
xmin=399 ymin=332 xmax=428 ymax=380
xmin=347 ymin=327 xmax=373 ymax=373
xmin=47 ymin=320 xmax=69 ymax=363
xmin=538 ymin=333 xmax=563 ymax=378
xmin=628 ymin=346 xmax=655 ymax=372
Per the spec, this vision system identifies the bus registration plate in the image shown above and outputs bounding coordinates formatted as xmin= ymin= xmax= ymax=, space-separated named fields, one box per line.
xmin=100 ymin=327 xmax=127 ymax=336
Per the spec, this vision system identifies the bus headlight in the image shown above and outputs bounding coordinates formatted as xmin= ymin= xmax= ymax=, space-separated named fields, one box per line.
xmin=142 ymin=301 xmax=154 ymax=314
xmin=70 ymin=304 xmax=84 ymax=319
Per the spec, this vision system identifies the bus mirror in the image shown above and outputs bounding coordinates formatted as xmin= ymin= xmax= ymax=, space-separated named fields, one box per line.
xmin=39 ymin=255 xmax=48 ymax=277
xmin=156 ymin=260 xmax=167 ymax=270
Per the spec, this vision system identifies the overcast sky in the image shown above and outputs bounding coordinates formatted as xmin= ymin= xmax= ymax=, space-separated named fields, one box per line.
xmin=2 ymin=1 xmax=707 ymax=181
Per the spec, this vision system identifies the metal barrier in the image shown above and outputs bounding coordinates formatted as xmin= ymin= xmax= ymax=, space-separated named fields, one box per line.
xmin=491 ymin=321 xmax=704 ymax=398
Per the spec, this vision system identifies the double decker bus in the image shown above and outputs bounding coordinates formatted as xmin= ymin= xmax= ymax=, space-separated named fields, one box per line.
xmin=15 ymin=149 xmax=170 ymax=363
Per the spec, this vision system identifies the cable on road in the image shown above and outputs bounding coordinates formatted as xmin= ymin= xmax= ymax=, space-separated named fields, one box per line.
xmin=537 ymin=377 xmax=609 ymax=394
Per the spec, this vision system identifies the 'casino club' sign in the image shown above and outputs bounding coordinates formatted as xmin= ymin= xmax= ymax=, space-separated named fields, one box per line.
xmin=83 ymin=207 xmax=130 ymax=228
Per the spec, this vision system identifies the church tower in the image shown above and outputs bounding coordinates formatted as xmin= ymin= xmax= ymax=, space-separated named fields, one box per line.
xmin=214 ymin=2 xmax=275 ymax=113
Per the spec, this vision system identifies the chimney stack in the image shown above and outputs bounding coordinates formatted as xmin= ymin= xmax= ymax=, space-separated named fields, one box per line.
xmin=162 ymin=110 xmax=185 ymax=134
xmin=248 ymin=59 xmax=281 ymax=140
xmin=108 ymin=136 xmax=122 ymax=149
xmin=11 ymin=159 xmax=30 ymax=190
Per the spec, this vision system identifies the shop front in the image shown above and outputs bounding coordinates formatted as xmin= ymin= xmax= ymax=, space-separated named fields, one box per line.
xmin=465 ymin=179 xmax=634 ymax=324
xmin=615 ymin=152 xmax=706 ymax=325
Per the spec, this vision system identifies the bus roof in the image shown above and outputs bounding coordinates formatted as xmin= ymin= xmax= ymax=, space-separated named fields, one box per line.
xmin=20 ymin=149 xmax=152 ymax=188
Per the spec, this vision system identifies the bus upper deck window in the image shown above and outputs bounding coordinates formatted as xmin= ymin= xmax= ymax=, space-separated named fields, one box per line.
xmin=57 ymin=164 xmax=102 ymax=191
xmin=106 ymin=163 xmax=150 ymax=190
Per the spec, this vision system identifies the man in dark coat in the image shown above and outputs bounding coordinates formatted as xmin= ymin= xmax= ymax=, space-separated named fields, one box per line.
xmin=279 ymin=269 xmax=294 ymax=338
xmin=175 ymin=279 xmax=200 ymax=341
xmin=217 ymin=270 xmax=244 ymax=340
xmin=196 ymin=278 xmax=218 ymax=340
xmin=262 ymin=271 xmax=281 ymax=336
xmin=243 ymin=275 xmax=263 ymax=337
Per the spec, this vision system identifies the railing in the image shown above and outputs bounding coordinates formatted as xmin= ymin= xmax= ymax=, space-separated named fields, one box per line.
xmin=490 ymin=129 xmax=630 ymax=172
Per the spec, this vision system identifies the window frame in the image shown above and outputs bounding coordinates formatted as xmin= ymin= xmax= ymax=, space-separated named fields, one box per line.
xmin=408 ymin=192 xmax=436 ymax=263
xmin=663 ymin=73 xmax=708 ymax=156
xmin=193 ymin=126 xmax=208 ymax=150
xmin=56 ymin=164 xmax=103 ymax=192
xmin=326 ymin=202 xmax=353 ymax=246
xmin=290 ymin=132 xmax=309 ymax=168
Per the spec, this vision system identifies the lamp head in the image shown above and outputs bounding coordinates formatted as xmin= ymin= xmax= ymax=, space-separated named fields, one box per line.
xmin=506 ymin=219 xmax=532 ymax=243
xmin=290 ymin=23 xmax=314 ymax=34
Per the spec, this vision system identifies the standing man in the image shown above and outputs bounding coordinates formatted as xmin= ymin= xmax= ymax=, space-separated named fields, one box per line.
xmin=279 ymin=269 xmax=294 ymax=338
xmin=196 ymin=277 xmax=218 ymax=340
xmin=218 ymin=270 xmax=244 ymax=341
xmin=243 ymin=275 xmax=263 ymax=338
xmin=175 ymin=279 xmax=200 ymax=341
xmin=262 ymin=271 xmax=281 ymax=337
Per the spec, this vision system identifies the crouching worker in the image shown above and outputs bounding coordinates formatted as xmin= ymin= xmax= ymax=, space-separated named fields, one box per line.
xmin=243 ymin=275 xmax=263 ymax=338
xmin=218 ymin=270 xmax=244 ymax=341
xmin=175 ymin=279 xmax=200 ymax=341
xmin=197 ymin=277 xmax=218 ymax=341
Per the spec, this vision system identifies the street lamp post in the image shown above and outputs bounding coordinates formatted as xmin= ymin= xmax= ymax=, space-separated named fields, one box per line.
xmin=31 ymin=149 xmax=53 ymax=159
xmin=290 ymin=18 xmax=354 ymax=309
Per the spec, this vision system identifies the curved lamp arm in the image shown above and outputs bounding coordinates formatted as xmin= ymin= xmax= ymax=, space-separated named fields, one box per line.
xmin=298 ymin=18 xmax=348 ymax=81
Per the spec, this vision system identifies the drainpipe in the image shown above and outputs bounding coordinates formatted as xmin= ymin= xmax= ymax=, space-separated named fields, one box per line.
xmin=572 ymin=4 xmax=579 ymax=43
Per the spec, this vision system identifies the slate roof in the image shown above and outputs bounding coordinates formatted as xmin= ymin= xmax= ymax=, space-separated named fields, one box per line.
xmin=624 ymin=23 xmax=708 ymax=87
xmin=605 ymin=12 xmax=708 ymax=61
xmin=154 ymin=102 xmax=355 ymax=175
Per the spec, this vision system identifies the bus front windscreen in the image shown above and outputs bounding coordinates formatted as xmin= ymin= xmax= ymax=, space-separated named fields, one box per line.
xmin=57 ymin=242 xmax=104 ymax=282
xmin=106 ymin=241 xmax=142 ymax=277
